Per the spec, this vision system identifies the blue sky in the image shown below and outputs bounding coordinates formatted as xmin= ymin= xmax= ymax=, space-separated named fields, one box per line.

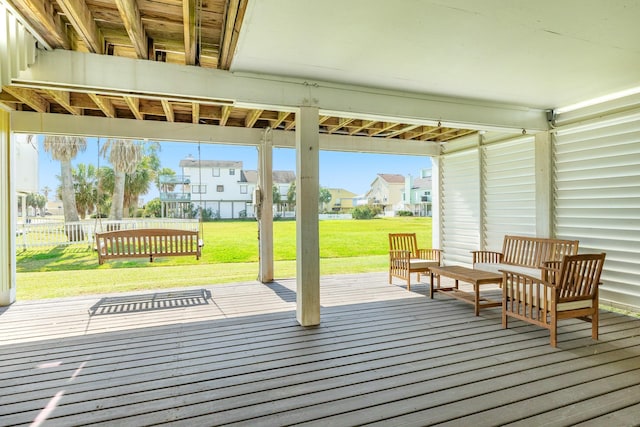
xmin=38 ymin=137 xmax=432 ymax=201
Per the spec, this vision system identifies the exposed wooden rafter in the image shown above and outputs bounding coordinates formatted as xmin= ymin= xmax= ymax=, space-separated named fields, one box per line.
xmin=2 ymin=86 xmax=48 ymax=112
xmin=124 ymin=96 xmax=143 ymax=120
xmin=220 ymin=105 xmax=231 ymax=126
xmin=88 ymin=93 xmax=115 ymax=118
xmin=272 ymin=111 xmax=290 ymax=129
xmin=192 ymin=103 xmax=200 ymax=124
xmin=114 ymin=0 xmax=148 ymax=59
xmin=55 ymin=0 xmax=103 ymax=53
xmin=219 ymin=0 xmax=247 ymax=69
xmin=45 ymin=89 xmax=81 ymax=115
xmin=328 ymin=118 xmax=355 ymax=134
xmin=161 ymin=99 xmax=174 ymax=122
xmin=8 ymin=0 xmax=70 ymax=49
xmin=245 ymin=109 xmax=262 ymax=127
xmin=183 ymin=0 xmax=197 ymax=65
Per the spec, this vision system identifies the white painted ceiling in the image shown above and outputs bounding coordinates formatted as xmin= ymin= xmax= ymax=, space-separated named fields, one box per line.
xmin=232 ymin=0 xmax=640 ymax=111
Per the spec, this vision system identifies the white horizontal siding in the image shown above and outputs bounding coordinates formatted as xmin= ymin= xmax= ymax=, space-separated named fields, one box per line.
xmin=440 ymin=150 xmax=479 ymax=266
xmin=483 ymin=137 xmax=536 ymax=250
xmin=554 ymin=109 xmax=640 ymax=310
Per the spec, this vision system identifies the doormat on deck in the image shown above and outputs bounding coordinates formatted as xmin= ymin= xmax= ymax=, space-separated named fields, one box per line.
xmin=89 ymin=289 xmax=212 ymax=316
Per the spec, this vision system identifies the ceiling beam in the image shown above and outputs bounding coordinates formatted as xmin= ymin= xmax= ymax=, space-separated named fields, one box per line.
xmin=11 ymin=111 xmax=439 ymax=156
xmin=272 ymin=111 xmax=289 ymax=128
xmin=15 ymin=50 xmax=549 ymax=132
xmin=114 ymin=0 xmax=148 ymax=59
xmin=54 ymin=0 xmax=103 ymax=53
xmin=182 ymin=0 xmax=197 ymax=65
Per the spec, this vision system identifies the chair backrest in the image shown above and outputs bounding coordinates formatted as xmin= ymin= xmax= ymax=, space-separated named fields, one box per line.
xmin=389 ymin=233 xmax=418 ymax=257
xmin=557 ymin=253 xmax=606 ymax=298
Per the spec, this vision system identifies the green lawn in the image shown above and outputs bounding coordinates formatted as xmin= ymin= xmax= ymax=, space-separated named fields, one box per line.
xmin=16 ymin=217 xmax=432 ymax=300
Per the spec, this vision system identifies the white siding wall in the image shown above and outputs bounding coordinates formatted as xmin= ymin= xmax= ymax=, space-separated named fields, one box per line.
xmin=554 ymin=109 xmax=640 ymax=310
xmin=440 ymin=149 xmax=480 ymax=266
xmin=483 ymin=136 xmax=536 ymax=250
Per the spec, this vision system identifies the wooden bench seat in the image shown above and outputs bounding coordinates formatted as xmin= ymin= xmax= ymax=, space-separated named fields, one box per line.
xmin=96 ymin=228 xmax=201 ymax=265
xmin=472 ymin=235 xmax=579 ymax=278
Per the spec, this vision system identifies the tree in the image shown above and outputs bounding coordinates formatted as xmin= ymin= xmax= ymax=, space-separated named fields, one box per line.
xmin=272 ymin=184 xmax=282 ymax=212
xmin=100 ymin=139 xmax=142 ymax=220
xmin=43 ymin=135 xmax=87 ymax=223
xmin=287 ymin=182 xmax=296 ymax=211
xmin=26 ymin=193 xmax=46 ymax=216
xmin=124 ymin=156 xmax=155 ymax=216
xmin=72 ymin=163 xmax=98 ymax=219
xmin=319 ymin=187 xmax=332 ymax=212
xmin=144 ymin=197 xmax=162 ymax=218
xmin=41 ymin=186 xmax=52 ymax=201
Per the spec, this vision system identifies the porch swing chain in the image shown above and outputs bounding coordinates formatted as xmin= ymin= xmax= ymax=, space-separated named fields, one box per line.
xmin=197 ymin=141 xmax=204 ymax=248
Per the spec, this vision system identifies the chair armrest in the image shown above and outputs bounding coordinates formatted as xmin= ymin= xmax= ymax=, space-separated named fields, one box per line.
xmin=417 ymin=248 xmax=441 ymax=262
xmin=540 ymin=261 xmax=562 ymax=283
xmin=501 ymin=269 xmax=557 ymax=306
xmin=472 ymin=250 xmax=503 ymax=264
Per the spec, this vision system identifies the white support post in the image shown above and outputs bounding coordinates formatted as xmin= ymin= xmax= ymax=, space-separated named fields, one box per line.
xmin=0 ymin=109 xmax=16 ymax=305
xmin=478 ymin=133 xmax=486 ymax=249
xmin=258 ymin=128 xmax=274 ymax=283
xmin=535 ymin=131 xmax=553 ymax=237
xmin=295 ymin=106 xmax=320 ymax=326
xmin=432 ymin=155 xmax=442 ymax=254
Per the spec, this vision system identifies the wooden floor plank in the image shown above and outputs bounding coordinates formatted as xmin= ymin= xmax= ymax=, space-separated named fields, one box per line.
xmin=1 ymin=273 xmax=639 ymax=426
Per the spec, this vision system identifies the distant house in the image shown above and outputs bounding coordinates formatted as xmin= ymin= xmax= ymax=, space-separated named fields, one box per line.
xmin=173 ymin=156 xmax=296 ymax=219
xmin=402 ymin=169 xmax=433 ymax=216
xmin=178 ymin=158 xmax=249 ymax=219
xmin=325 ymin=188 xmax=358 ymax=212
xmin=366 ymin=173 xmax=405 ymax=214
xmin=15 ymin=134 xmax=38 ymax=220
xmin=243 ymin=170 xmax=296 ymax=213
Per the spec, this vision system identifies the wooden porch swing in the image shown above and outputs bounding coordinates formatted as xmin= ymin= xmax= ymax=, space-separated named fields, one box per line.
xmin=95 ymin=139 xmax=203 ymax=264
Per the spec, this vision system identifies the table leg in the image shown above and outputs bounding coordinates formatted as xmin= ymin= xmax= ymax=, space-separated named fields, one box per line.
xmin=474 ymin=281 xmax=480 ymax=316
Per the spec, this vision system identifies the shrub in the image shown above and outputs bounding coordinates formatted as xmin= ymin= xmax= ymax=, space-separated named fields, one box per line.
xmin=352 ymin=205 xmax=380 ymax=220
xmin=396 ymin=210 xmax=414 ymax=217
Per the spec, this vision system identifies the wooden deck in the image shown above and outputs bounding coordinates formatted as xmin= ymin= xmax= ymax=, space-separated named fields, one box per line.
xmin=2 ymin=272 xmax=640 ymax=426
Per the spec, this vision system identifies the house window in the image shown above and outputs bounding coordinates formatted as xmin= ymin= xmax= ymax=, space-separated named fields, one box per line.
xmin=240 ymin=185 xmax=248 ymax=194
xmin=217 ymin=185 xmax=224 ymax=192
xmin=212 ymin=167 xmax=220 ymax=177
xmin=192 ymin=185 xmax=207 ymax=194
xmin=229 ymin=168 xmax=235 ymax=175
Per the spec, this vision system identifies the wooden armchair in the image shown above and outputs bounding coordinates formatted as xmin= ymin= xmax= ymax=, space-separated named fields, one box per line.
xmin=389 ymin=233 xmax=441 ymax=291
xmin=502 ymin=253 xmax=606 ymax=347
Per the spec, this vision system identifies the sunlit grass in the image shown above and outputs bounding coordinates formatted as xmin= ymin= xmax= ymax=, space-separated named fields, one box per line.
xmin=16 ymin=217 xmax=432 ymax=300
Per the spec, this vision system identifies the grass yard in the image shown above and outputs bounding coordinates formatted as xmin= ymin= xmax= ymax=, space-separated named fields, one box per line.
xmin=16 ymin=217 xmax=432 ymax=299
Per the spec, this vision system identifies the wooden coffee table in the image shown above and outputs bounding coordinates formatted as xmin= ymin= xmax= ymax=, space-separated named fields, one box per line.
xmin=429 ymin=265 xmax=502 ymax=316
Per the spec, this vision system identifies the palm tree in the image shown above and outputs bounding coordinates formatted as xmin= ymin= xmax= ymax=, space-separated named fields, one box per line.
xmin=100 ymin=139 xmax=142 ymax=220
xmin=72 ymin=163 xmax=98 ymax=219
xmin=124 ymin=159 xmax=154 ymax=216
xmin=43 ymin=135 xmax=87 ymax=224
xmin=41 ymin=186 xmax=52 ymax=201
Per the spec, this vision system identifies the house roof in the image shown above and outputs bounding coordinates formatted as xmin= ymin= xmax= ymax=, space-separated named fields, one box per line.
xmin=412 ymin=178 xmax=432 ymax=190
xmin=178 ymin=159 xmax=243 ymax=169
xmin=243 ymin=170 xmax=296 ymax=184
xmin=377 ymin=174 xmax=405 ymax=185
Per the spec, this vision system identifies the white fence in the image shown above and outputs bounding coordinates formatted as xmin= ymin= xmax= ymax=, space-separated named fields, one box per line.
xmin=16 ymin=218 xmax=199 ymax=250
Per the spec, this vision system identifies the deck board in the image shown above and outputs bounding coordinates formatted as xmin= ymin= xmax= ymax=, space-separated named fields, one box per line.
xmin=1 ymin=272 xmax=640 ymax=426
